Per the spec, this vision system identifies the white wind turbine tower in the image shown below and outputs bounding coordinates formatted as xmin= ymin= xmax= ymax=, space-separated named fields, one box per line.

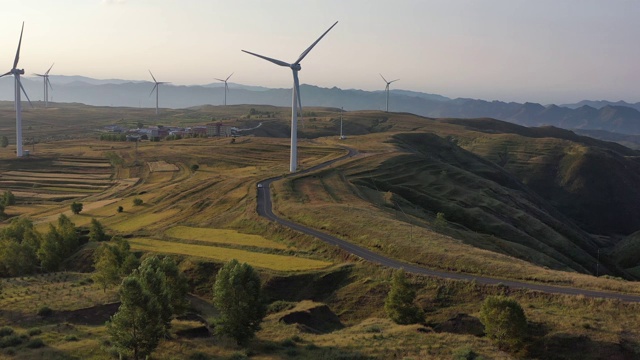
xmin=380 ymin=74 xmax=399 ymax=113
xmin=0 ymin=22 xmax=33 ymax=158
xmin=34 ymin=63 xmax=54 ymax=107
xmin=215 ymin=72 xmax=233 ymax=106
xmin=148 ymin=70 xmax=168 ymax=116
xmin=242 ymin=21 xmax=338 ymax=173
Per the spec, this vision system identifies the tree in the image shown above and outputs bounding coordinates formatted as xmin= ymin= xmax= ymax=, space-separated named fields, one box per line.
xmin=479 ymin=296 xmax=528 ymax=350
xmin=92 ymin=237 xmax=139 ymax=291
xmin=136 ymin=121 xmax=144 ymax=129
xmin=0 ymin=136 xmax=8 ymax=148
xmin=190 ymin=164 xmax=199 ymax=172
xmin=213 ymin=259 xmax=266 ymax=345
xmin=89 ymin=218 xmax=108 ymax=242
xmin=70 ymin=201 xmax=83 ymax=215
xmin=38 ymin=224 xmax=64 ymax=272
xmin=0 ymin=203 xmax=5 ymax=220
xmin=133 ymin=198 xmax=143 ymax=206
xmin=117 ymin=206 xmax=124 ymax=213
xmin=137 ymin=257 xmax=173 ymax=334
xmin=384 ymin=269 xmax=423 ymax=325
xmin=107 ymin=276 xmax=164 ymax=360
xmin=2 ymin=190 xmax=16 ymax=206
xmin=0 ymin=218 xmax=41 ymax=276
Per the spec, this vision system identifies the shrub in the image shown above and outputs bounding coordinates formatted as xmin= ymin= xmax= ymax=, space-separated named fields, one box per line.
xmin=37 ymin=306 xmax=53 ymax=317
xmin=117 ymin=206 xmax=124 ymax=213
xmin=0 ymin=327 xmax=14 ymax=337
xmin=190 ymin=164 xmax=199 ymax=172
xmin=479 ymin=296 xmax=527 ymax=350
xmin=267 ymin=300 xmax=296 ymax=314
xmin=27 ymin=328 xmax=42 ymax=336
xmin=0 ymin=334 xmax=23 ymax=348
xmin=133 ymin=198 xmax=143 ymax=206
xmin=64 ymin=334 xmax=78 ymax=342
xmin=26 ymin=338 xmax=45 ymax=349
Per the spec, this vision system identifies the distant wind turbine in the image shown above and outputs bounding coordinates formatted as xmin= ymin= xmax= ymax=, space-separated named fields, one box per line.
xmin=215 ymin=72 xmax=233 ymax=106
xmin=242 ymin=21 xmax=338 ymax=172
xmin=0 ymin=22 xmax=33 ymax=157
xmin=34 ymin=63 xmax=54 ymax=108
xmin=380 ymin=74 xmax=399 ymax=113
xmin=148 ymin=70 xmax=168 ymax=116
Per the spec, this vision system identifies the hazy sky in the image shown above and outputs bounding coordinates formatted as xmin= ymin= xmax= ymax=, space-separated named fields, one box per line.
xmin=1 ymin=0 xmax=639 ymax=104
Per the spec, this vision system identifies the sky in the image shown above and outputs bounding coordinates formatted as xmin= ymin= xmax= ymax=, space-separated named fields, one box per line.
xmin=1 ymin=0 xmax=639 ymax=104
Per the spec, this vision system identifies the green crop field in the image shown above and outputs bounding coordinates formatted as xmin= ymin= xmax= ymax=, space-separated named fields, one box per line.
xmin=129 ymin=237 xmax=331 ymax=271
xmin=165 ymin=226 xmax=289 ymax=250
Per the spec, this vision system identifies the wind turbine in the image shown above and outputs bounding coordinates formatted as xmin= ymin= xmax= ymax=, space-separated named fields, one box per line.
xmin=148 ymin=70 xmax=168 ymax=116
xmin=34 ymin=63 xmax=54 ymax=107
xmin=242 ymin=21 xmax=338 ymax=173
xmin=215 ymin=72 xmax=233 ymax=106
xmin=0 ymin=22 xmax=33 ymax=158
xmin=380 ymin=74 xmax=399 ymax=113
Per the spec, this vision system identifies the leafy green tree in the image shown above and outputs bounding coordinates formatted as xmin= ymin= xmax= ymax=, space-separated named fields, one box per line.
xmin=384 ymin=269 xmax=423 ymax=325
xmin=70 ymin=201 xmax=83 ymax=215
xmin=213 ymin=259 xmax=266 ymax=345
xmin=107 ymin=276 xmax=164 ymax=360
xmin=0 ymin=218 xmax=41 ymax=276
xmin=2 ymin=190 xmax=16 ymax=206
xmin=137 ymin=256 xmax=172 ymax=333
xmin=89 ymin=218 xmax=108 ymax=242
xmin=38 ymin=224 xmax=64 ymax=272
xmin=0 ymin=203 xmax=5 ymax=220
xmin=479 ymin=296 xmax=528 ymax=350
xmin=0 ymin=135 xmax=8 ymax=148
xmin=93 ymin=244 xmax=121 ymax=292
xmin=56 ymin=214 xmax=79 ymax=258
xmin=92 ymin=237 xmax=139 ymax=291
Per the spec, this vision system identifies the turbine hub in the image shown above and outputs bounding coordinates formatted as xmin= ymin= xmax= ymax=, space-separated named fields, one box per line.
xmin=290 ymin=63 xmax=301 ymax=71
xmin=10 ymin=69 xmax=24 ymax=75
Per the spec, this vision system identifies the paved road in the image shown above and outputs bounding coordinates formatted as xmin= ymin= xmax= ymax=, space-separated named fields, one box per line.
xmin=257 ymin=147 xmax=640 ymax=303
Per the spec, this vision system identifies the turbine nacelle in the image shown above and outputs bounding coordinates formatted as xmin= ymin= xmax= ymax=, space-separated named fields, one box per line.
xmin=11 ymin=69 xmax=24 ymax=75
xmin=290 ymin=63 xmax=301 ymax=71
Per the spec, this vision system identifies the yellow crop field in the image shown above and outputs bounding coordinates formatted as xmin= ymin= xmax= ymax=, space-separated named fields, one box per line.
xmin=148 ymin=161 xmax=179 ymax=172
xmin=165 ymin=226 xmax=288 ymax=250
xmin=109 ymin=209 xmax=179 ymax=232
xmin=129 ymin=238 xmax=332 ymax=271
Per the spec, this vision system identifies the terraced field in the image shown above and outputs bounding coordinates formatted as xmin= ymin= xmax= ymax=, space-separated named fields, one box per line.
xmin=0 ymin=157 xmax=115 ymax=203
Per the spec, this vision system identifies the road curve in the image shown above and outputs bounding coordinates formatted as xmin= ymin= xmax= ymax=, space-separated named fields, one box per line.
xmin=257 ymin=147 xmax=640 ymax=303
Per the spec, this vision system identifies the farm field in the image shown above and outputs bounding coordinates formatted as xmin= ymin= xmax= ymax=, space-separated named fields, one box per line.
xmin=165 ymin=226 xmax=289 ymax=250
xmin=128 ymin=237 xmax=332 ymax=271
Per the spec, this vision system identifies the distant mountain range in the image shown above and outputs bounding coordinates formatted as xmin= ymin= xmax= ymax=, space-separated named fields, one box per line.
xmin=3 ymin=75 xmax=640 ymax=136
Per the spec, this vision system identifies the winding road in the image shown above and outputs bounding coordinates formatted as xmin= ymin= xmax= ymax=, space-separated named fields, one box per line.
xmin=257 ymin=147 xmax=640 ymax=303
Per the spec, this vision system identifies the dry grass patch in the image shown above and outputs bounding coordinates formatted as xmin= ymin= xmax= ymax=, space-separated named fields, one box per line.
xmin=148 ymin=161 xmax=179 ymax=172
xmin=165 ymin=226 xmax=289 ymax=250
xmin=129 ymin=238 xmax=332 ymax=271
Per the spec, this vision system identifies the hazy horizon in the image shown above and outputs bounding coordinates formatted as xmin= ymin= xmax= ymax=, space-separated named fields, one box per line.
xmin=1 ymin=0 xmax=639 ymax=104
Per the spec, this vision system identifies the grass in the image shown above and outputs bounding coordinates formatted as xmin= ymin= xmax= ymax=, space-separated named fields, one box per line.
xmin=109 ymin=209 xmax=180 ymax=232
xmin=165 ymin=226 xmax=289 ymax=250
xmin=129 ymin=237 xmax=332 ymax=271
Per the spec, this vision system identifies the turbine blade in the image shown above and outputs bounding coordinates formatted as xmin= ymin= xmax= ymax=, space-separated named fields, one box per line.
xmin=47 ymin=77 xmax=53 ymax=90
xmin=34 ymin=73 xmax=44 ymax=76
xmin=148 ymin=70 xmax=158 ymax=83
xmin=13 ymin=22 xmax=24 ymax=70
xmin=45 ymin=62 xmax=54 ymax=75
xmin=380 ymin=74 xmax=388 ymax=83
xmin=215 ymin=78 xmax=225 ymax=82
xmin=225 ymin=72 xmax=234 ymax=82
xmin=295 ymin=21 xmax=338 ymax=64
xmin=390 ymin=79 xmax=400 ymax=83
xmin=149 ymin=83 xmax=158 ymax=97
xmin=241 ymin=50 xmax=290 ymax=67
xmin=18 ymin=78 xmax=33 ymax=108
xmin=0 ymin=71 xmax=11 ymax=78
